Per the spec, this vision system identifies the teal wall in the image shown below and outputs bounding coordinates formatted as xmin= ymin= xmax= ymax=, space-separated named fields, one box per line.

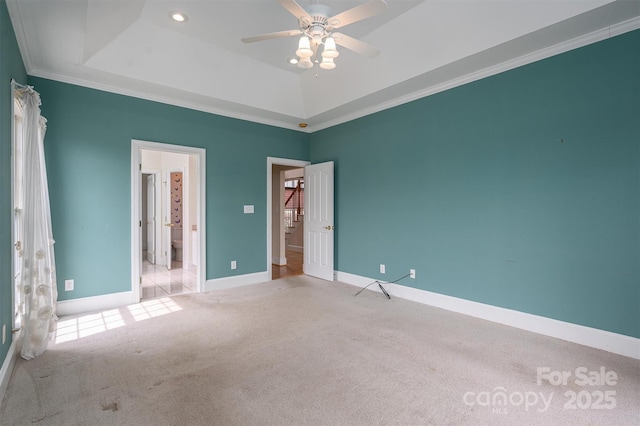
xmin=0 ymin=0 xmax=27 ymax=365
xmin=310 ymin=30 xmax=640 ymax=338
xmin=1 ymin=3 xmax=638 ymax=381
xmin=29 ymin=77 xmax=309 ymax=301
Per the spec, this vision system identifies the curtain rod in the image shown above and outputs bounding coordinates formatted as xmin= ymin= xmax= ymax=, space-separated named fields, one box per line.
xmin=10 ymin=78 xmax=28 ymax=89
xmin=11 ymin=79 xmax=40 ymax=100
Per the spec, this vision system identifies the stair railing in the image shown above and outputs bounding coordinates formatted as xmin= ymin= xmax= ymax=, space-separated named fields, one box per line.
xmin=284 ymin=180 xmax=303 ymax=229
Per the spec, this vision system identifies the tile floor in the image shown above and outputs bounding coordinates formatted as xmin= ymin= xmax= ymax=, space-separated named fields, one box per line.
xmin=141 ymin=259 xmax=198 ymax=300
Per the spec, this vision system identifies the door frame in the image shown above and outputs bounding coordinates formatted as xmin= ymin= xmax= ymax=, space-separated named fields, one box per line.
xmin=131 ymin=140 xmax=206 ymax=302
xmin=266 ymin=157 xmax=310 ymax=278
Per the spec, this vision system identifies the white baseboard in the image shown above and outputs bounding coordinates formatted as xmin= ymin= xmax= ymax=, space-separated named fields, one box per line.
xmin=56 ymin=291 xmax=133 ymax=317
xmin=205 ymin=271 xmax=270 ymax=292
xmin=337 ymin=271 xmax=640 ymax=360
xmin=0 ymin=335 xmax=19 ymax=405
xmin=272 ymin=257 xmax=287 ymax=266
xmin=286 ymin=245 xmax=303 ymax=253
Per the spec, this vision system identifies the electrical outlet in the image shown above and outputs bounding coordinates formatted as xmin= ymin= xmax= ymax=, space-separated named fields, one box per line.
xmin=380 ymin=264 xmax=385 ymax=274
xmin=410 ymin=269 xmax=416 ymax=279
xmin=231 ymin=260 xmax=237 ymax=270
xmin=2 ymin=324 xmax=5 ymax=345
xmin=65 ymin=279 xmax=74 ymax=291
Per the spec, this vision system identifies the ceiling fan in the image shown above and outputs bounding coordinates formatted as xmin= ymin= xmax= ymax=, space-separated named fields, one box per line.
xmin=242 ymin=0 xmax=388 ymax=70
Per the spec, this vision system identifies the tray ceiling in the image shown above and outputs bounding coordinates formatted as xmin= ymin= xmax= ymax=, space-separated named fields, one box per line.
xmin=7 ymin=0 xmax=640 ymax=131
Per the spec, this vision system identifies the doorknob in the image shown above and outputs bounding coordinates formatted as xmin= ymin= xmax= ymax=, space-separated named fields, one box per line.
xmin=324 ymin=225 xmax=334 ymax=231
xmin=165 ymin=223 xmax=174 ymax=227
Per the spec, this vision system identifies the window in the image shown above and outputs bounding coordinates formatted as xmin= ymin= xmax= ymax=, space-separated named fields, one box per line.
xmin=12 ymin=95 xmax=24 ymax=330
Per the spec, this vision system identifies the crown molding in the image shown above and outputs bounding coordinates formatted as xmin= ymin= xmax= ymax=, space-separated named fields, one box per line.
xmin=5 ymin=0 xmax=36 ymax=72
xmin=27 ymin=68 xmax=311 ymax=133
xmin=307 ymin=16 xmax=640 ymax=133
xmin=9 ymin=0 xmax=638 ymax=135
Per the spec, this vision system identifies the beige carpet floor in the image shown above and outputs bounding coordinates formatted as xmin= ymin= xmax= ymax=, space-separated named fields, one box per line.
xmin=1 ymin=275 xmax=639 ymax=425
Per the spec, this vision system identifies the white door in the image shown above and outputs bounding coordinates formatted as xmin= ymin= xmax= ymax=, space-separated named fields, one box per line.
xmin=164 ymin=172 xmax=172 ymax=271
xmin=304 ymin=161 xmax=334 ymax=281
xmin=146 ymin=174 xmax=156 ymax=264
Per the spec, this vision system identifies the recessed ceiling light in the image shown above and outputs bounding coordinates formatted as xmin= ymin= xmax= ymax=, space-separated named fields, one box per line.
xmin=170 ymin=11 xmax=188 ymax=22
xmin=288 ymin=58 xmax=299 ymax=65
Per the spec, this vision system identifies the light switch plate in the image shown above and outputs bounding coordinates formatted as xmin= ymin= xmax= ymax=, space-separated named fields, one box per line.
xmin=65 ymin=279 xmax=74 ymax=291
xmin=244 ymin=205 xmax=254 ymax=214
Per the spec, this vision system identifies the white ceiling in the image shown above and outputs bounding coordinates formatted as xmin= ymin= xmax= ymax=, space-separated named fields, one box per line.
xmin=7 ymin=0 xmax=640 ymax=132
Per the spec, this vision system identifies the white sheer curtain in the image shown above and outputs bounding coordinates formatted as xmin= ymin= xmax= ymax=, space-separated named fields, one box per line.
xmin=13 ymin=82 xmax=58 ymax=360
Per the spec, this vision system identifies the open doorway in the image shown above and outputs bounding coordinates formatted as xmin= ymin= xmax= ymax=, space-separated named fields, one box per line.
xmin=141 ymin=154 xmax=191 ymax=298
xmin=267 ymin=158 xmax=310 ymax=280
xmin=131 ymin=140 xmax=206 ymax=303
xmin=273 ymin=170 xmax=304 ymax=279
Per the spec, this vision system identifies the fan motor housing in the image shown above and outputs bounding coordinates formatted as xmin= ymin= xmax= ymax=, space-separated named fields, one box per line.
xmin=300 ymin=4 xmax=332 ymax=28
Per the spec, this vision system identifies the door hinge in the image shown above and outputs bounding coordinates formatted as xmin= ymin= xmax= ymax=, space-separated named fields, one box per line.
xmin=139 ymin=276 xmax=142 ymax=284
xmin=139 ymin=220 xmax=142 ymax=227
xmin=139 ymin=163 xmax=142 ymax=171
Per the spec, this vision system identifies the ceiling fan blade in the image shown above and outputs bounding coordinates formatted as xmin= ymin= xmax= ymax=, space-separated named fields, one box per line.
xmin=242 ymin=29 xmax=302 ymax=44
xmin=328 ymin=0 xmax=388 ymax=29
xmin=332 ymin=32 xmax=380 ymax=58
xmin=278 ymin=0 xmax=311 ymax=22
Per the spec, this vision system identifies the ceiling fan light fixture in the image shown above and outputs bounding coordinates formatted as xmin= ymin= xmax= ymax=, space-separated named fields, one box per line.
xmin=322 ymin=36 xmax=339 ymax=59
xmin=319 ymin=56 xmax=336 ymax=70
xmin=295 ymin=36 xmax=313 ymax=58
xmin=242 ymin=0 xmax=387 ymax=72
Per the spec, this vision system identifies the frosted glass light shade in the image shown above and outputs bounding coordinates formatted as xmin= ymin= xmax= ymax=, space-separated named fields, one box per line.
xmin=319 ymin=57 xmax=335 ymax=70
xmin=322 ymin=37 xmax=339 ymax=59
xmin=295 ymin=36 xmax=313 ymax=58
xmin=298 ymin=57 xmax=314 ymax=69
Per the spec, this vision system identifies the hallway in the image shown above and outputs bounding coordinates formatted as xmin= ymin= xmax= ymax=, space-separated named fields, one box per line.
xmin=272 ymin=250 xmax=303 ymax=280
